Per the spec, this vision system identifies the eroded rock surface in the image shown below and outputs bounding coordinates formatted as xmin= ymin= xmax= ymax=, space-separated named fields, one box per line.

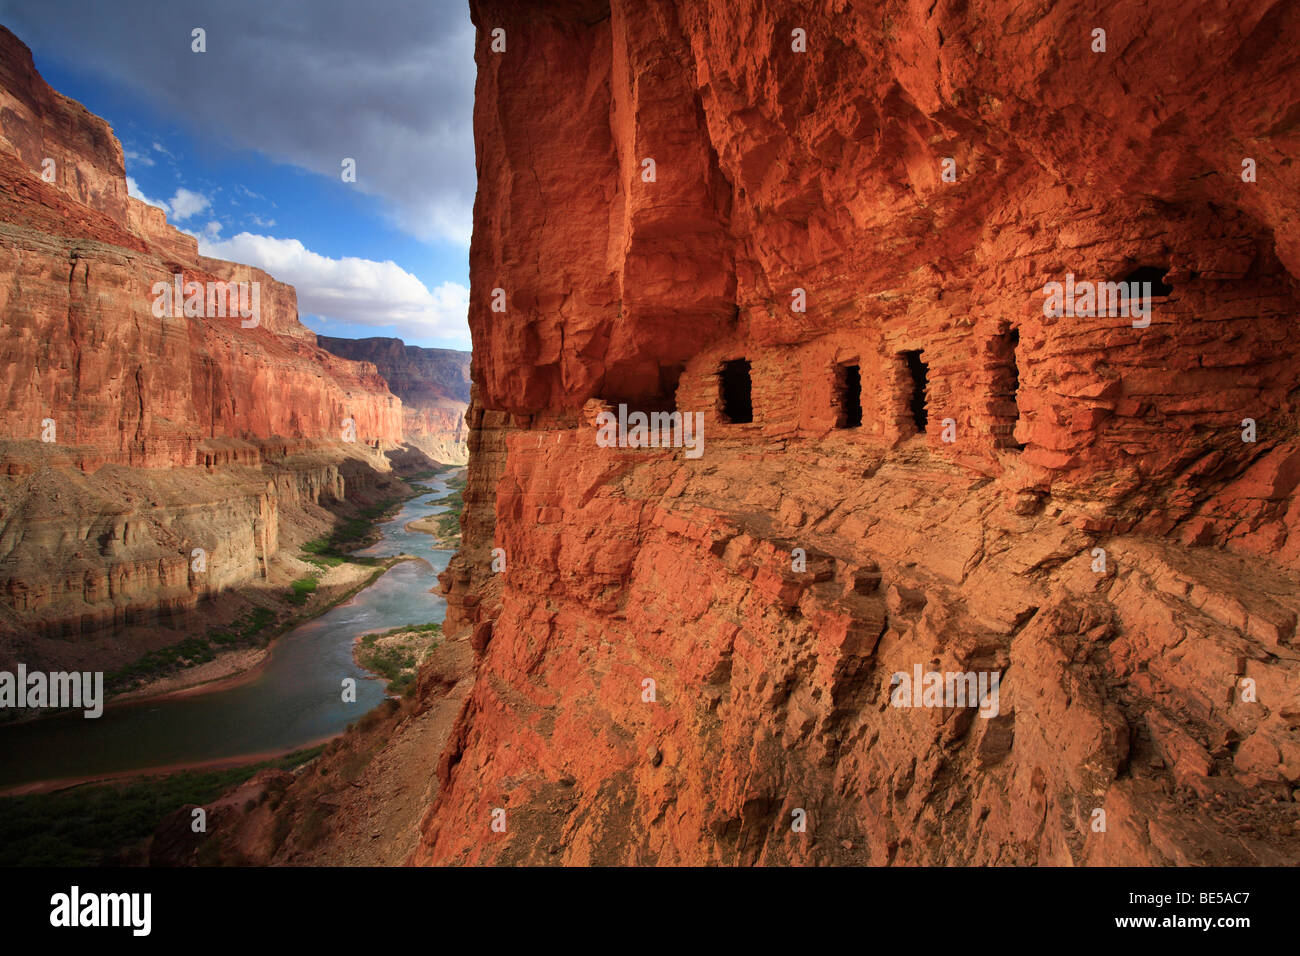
xmin=412 ymin=1 xmax=1300 ymax=865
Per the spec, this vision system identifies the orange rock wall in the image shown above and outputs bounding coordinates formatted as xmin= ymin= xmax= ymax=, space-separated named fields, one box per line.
xmin=417 ymin=1 xmax=1300 ymax=865
xmin=0 ymin=27 xmax=129 ymax=223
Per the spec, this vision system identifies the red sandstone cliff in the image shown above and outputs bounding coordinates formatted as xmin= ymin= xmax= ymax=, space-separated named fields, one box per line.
xmin=0 ymin=24 xmax=403 ymax=466
xmin=413 ymin=0 xmax=1300 ymax=866
xmin=318 ymin=336 xmax=470 ymax=464
xmin=0 ymin=25 xmax=406 ymax=643
xmin=0 ymin=28 xmax=129 ymax=224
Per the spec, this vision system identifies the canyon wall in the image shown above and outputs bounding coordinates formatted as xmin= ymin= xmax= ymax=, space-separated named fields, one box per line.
xmin=0 ymin=443 xmax=396 ymax=654
xmin=0 ymin=26 xmax=128 ymax=224
xmin=0 ymin=25 xmax=406 ymax=646
xmin=318 ymin=336 xmax=470 ymax=464
xmin=410 ymin=1 xmax=1300 ymax=865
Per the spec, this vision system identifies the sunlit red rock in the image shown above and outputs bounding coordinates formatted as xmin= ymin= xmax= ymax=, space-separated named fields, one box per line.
xmin=412 ymin=0 xmax=1300 ymax=866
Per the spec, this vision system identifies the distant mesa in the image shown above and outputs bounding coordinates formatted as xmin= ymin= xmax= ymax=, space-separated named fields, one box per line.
xmin=317 ymin=336 xmax=470 ymax=465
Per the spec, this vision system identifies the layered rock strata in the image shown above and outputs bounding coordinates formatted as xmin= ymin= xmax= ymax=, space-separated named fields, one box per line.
xmin=318 ymin=336 xmax=470 ymax=464
xmin=414 ymin=0 xmax=1300 ymax=865
xmin=0 ymin=26 xmax=405 ymax=646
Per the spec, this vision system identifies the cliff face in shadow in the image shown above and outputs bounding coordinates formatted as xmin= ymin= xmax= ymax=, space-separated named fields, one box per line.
xmin=318 ymin=336 xmax=470 ymax=464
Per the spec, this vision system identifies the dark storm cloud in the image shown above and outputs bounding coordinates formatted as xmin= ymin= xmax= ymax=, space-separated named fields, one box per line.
xmin=0 ymin=0 xmax=476 ymax=244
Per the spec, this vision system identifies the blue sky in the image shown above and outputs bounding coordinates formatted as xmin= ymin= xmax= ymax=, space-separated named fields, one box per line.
xmin=0 ymin=1 xmax=475 ymax=349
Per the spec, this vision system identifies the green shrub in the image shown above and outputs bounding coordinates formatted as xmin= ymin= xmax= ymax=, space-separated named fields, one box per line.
xmin=354 ymin=622 xmax=441 ymax=695
xmin=286 ymin=576 xmax=318 ymax=606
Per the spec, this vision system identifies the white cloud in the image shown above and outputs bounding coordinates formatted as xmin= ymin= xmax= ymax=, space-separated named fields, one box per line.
xmin=124 ymin=148 xmax=154 ymax=167
xmin=168 ymin=187 xmax=211 ymax=221
xmin=249 ymin=214 xmax=276 ymax=228
xmin=0 ymin=0 xmax=475 ymax=247
xmin=199 ymin=232 xmax=469 ymax=345
xmin=126 ymin=176 xmax=169 ymax=213
xmin=178 ymin=220 xmax=222 ymax=242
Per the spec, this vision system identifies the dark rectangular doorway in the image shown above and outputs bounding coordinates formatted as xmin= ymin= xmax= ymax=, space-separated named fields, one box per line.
xmin=720 ymin=359 xmax=753 ymax=424
xmin=902 ymin=350 xmax=928 ymax=432
xmin=836 ymin=363 xmax=862 ymax=428
xmin=995 ymin=328 xmax=1023 ymax=451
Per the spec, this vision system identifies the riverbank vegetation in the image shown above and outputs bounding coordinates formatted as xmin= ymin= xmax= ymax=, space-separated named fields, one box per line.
xmin=105 ymin=487 xmax=422 ymax=697
xmin=433 ymin=471 xmax=466 ymax=543
xmin=355 ymin=622 xmax=441 ymax=696
xmin=286 ymin=576 xmax=318 ymax=605
xmin=0 ymin=745 xmax=325 ymax=866
xmin=300 ymin=494 xmax=406 ymax=560
xmin=104 ymin=607 xmax=277 ymax=695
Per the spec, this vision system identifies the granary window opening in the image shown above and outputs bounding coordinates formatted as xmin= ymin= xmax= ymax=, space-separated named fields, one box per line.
xmin=1120 ymin=265 xmax=1174 ymax=297
xmin=1008 ymin=329 xmax=1022 ymax=445
xmin=902 ymin=350 xmax=928 ymax=433
xmin=720 ymin=359 xmax=753 ymax=424
xmin=992 ymin=328 xmax=1024 ymax=451
xmin=835 ymin=363 xmax=863 ymax=428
